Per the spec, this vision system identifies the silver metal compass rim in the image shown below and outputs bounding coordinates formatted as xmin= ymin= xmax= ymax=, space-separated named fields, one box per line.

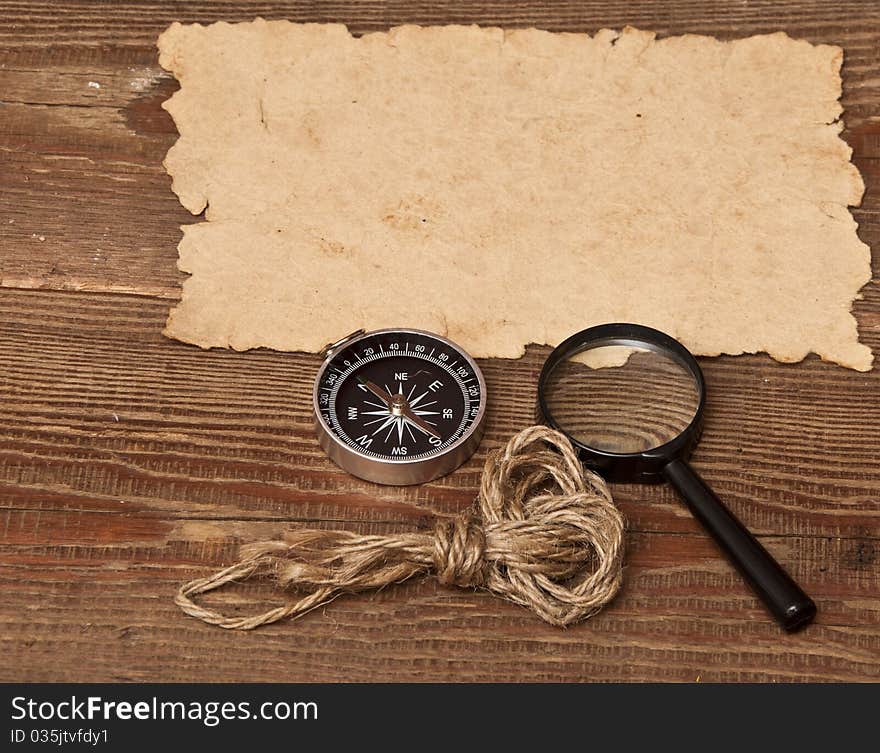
xmin=312 ymin=327 xmax=488 ymax=486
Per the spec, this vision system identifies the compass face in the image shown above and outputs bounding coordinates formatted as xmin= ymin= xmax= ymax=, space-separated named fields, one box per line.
xmin=314 ymin=329 xmax=486 ymax=484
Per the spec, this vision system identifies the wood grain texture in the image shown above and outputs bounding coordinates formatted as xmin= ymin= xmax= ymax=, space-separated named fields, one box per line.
xmin=0 ymin=1 xmax=879 ymax=682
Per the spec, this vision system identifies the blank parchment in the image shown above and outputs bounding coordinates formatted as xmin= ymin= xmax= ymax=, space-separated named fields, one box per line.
xmin=158 ymin=21 xmax=872 ymax=370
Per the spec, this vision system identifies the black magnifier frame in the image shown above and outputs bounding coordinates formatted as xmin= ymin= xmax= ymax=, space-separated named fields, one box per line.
xmin=537 ymin=323 xmax=817 ymax=632
xmin=538 ymin=323 xmax=706 ymax=484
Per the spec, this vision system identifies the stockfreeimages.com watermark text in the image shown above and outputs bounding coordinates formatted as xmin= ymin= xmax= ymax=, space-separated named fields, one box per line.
xmin=11 ymin=695 xmax=318 ymax=728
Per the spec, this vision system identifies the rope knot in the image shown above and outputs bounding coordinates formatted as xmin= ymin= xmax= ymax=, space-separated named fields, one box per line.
xmin=175 ymin=425 xmax=625 ymax=630
xmin=433 ymin=515 xmax=487 ymax=587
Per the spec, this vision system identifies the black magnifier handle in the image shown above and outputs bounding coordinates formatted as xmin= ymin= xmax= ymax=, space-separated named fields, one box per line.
xmin=663 ymin=458 xmax=817 ymax=631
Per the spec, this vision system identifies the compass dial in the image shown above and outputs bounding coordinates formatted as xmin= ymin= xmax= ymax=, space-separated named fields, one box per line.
xmin=314 ymin=329 xmax=486 ymax=485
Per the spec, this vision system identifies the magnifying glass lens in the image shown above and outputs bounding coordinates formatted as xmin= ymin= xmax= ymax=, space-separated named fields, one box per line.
xmin=541 ymin=343 xmax=702 ymax=454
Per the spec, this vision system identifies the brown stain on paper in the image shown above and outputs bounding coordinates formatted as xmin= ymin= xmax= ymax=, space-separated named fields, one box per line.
xmin=382 ymin=195 xmax=443 ymax=233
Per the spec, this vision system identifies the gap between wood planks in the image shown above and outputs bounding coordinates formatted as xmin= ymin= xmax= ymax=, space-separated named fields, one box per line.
xmin=1 ymin=503 xmax=878 ymax=543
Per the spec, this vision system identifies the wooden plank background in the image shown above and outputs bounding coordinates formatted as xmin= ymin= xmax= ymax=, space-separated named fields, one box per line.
xmin=1 ymin=1 xmax=878 ymax=682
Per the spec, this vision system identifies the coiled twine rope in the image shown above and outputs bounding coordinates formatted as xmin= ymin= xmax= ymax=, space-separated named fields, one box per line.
xmin=175 ymin=425 xmax=625 ymax=629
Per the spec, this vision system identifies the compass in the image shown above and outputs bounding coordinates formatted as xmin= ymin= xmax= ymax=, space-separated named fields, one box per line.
xmin=313 ymin=328 xmax=487 ymax=485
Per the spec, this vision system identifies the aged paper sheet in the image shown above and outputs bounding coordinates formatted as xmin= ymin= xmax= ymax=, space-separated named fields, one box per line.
xmin=158 ymin=21 xmax=872 ymax=369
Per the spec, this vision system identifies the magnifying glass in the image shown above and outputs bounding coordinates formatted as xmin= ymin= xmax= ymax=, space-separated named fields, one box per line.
xmin=537 ymin=323 xmax=817 ymax=631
